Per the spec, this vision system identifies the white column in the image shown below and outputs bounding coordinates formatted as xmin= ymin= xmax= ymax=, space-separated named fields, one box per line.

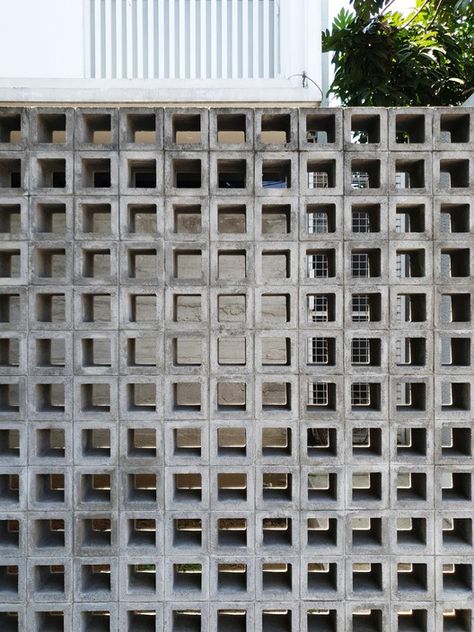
xmin=263 ymin=0 xmax=269 ymax=78
xmin=178 ymin=0 xmax=186 ymax=77
xmin=158 ymin=0 xmax=165 ymax=77
xmin=210 ymin=0 xmax=217 ymax=78
xmin=252 ymin=0 xmax=259 ymax=78
xmin=221 ymin=0 xmax=228 ymax=78
xmin=231 ymin=0 xmax=238 ymax=78
xmin=169 ymin=0 xmax=176 ymax=78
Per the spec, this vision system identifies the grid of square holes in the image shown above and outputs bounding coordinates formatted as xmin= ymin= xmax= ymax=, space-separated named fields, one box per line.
xmin=0 ymin=105 xmax=473 ymax=631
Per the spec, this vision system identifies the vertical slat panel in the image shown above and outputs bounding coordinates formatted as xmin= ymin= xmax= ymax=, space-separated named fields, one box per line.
xmin=242 ymin=0 xmax=248 ymax=79
xmin=190 ymin=0 xmax=196 ymax=78
xmin=274 ymin=0 xmax=280 ymax=76
xmin=200 ymin=0 xmax=207 ymax=78
xmin=88 ymin=0 xmax=96 ymax=77
xmin=94 ymin=0 xmax=102 ymax=77
xmin=158 ymin=0 xmax=165 ymax=77
xmin=152 ymin=0 xmax=159 ymax=77
xmin=105 ymin=0 xmax=113 ymax=78
xmin=147 ymin=0 xmax=155 ymax=78
xmin=179 ymin=0 xmax=186 ymax=78
xmin=140 ymin=0 xmax=147 ymax=78
xmin=210 ymin=0 xmax=217 ymax=78
xmin=263 ymin=0 xmax=269 ymax=77
xmin=232 ymin=0 xmax=238 ymax=77
xmin=169 ymin=0 xmax=175 ymax=78
xmin=252 ymin=0 xmax=259 ymax=78
xmin=221 ymin=0 xmax=227 ymax=78
xmin=126 ymin=0 xmax=133 ymax=77
xmin=111 ymin=0 xmax=118 ymax=78
xmin=135 ymin=0 xmax=143 ymax=78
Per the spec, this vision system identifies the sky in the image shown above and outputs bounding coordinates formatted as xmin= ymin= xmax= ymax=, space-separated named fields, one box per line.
xmin=333 ymin=0 xmax=416 ymax=19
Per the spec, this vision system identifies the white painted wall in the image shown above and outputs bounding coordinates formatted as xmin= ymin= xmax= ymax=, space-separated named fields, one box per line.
xmin=0 ymin=0 xmax=84 ymax=78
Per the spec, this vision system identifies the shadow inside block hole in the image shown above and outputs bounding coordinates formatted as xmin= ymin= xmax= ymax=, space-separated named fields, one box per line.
xmin=397 ymin=562 xmax=427 ymax=592
xmin=126 ymin=609 xmax=156 ymax=632
xmin=262 ymin=517 xmax=292 ymax=547
xmin=173 ymin=518 xmax=202 ymax=548
xmin=218 ymin=563 xmax=247 ymax=592
xmin=0 ymin=473 xmax=19 ymax=504
xmin=34 ymin=519 xmax=65 ymax=549
xmin=352 ymin=563 xmax=383 ymax=592
xmin=0 ymin=428 xmax=20 ymax=458
xmin=173 ymin=563 xmax=202 ymax=592
xmin=81 ymin=611 xmax=111 ymax=632
xmin=127 ymin=610 xmax=156 ymax=632
xmin=397 ymin=517 xmax=426 ymax=547
xmin=307 ymin=562 xmax=337 ymax=593
xmin=352 ymin=517 xmax=382 ymax=548
xmin=36 ymin=611 xmax=65 ymax=632
xmin=37 ymin=112 xmax=66 ymax=144
xmin=262 ymin=609 xmax=292 ymax=632
xmin=262 ymin=563 xmax=292 ymax=591
xmin=128 ymin=563 xmax=156 ymax=593
xmin=127 ymin=112 xmax=156 ymax=144
xmin=307 ymin=609 xmax=337 ymax=632
xmin=0 ymin=565 xmax=18 ymax=595
xmin=217 ymin=113 xmax=246 ymax=144
xmin=0 ymin=114 xmax=21 ymax=143
xmin=0 ymin=612 xmax=18 ymax=632
xmin=217 ymin=610 xmax=247 ymax=632
xmin=353 ymin=610 xmax=383 ymax=632
xmin=442 ymin=517 xmax=472 ymax=548
xmin=307 ymin=517 xmax=337 ymax=548
xmin=128 ymin=518 xmax=156 ymax=547
xmin=0 ymin=519 xmax=19 ymax=550
xmin=34 ymin=565 xmax=64 ymax=594
xmin=172 ymin=610 xmax=201 ymax=632
xmin=442 ymin=608 xmax=472 ymax=631
xmin=218 ymin=518 xmax=247 ymax=547
xmin=82 ymin=518 xmax=111 ymax=547
xmin=398 ymin=609 xmax=427 ymax=632
xmin=261 ymin=204 xmax=291 ymax=235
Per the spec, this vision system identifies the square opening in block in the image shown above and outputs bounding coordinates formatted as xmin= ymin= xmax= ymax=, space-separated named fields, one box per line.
xmin=217 ymin=382 xmax=246 ymax=411
xmin=174 ymin=250 xmax=202 ymax=279
xmin=306 ymin=204 xmax=336 ymax=234
xmin=0 ymin=159 xmax=21 ymax=188
xmin=262 ymin=160 xmax=291 ymax=189
xmin=218 ymin=250 xmax=246 ymax=280
xmin=306 ymin=112 xmax=336 ymax=144
xmin=440 ymin=159 xmax=470 ymax=188
xmin=37 ymin=112 xmax=66 ymax=143
xmin=128 ymin=159 xmax=156 ymax=188
xmin=81 ymin=428 xmax=111 ymax=458
xmin=127 ymin=113 xmax=156 ymax=143
xmin=351 ymin=159 xmax=380 ymax=189
xmin=396 ymin=114 xmax=425 ymax=143
xmin=440 ymin=203 xmax=470 ymax=233
xmin=81 ymin=204 xmax=111 ymax=235
xmin=440 ymin=113 xmax=470 ymax=143
xmin=173 ymin=113 xmax=201 ymax=144
xmin=173 ymin=204 xmax=202 ymax=234
xmin=173 ymin=518 xmax=202 ymax=548
xmin=173 ymin=382 xmax=201 ymax=411
xmin=80 ymin=293 xmax=110 ymax=324
xmin=261 ymin=113 xmax=291 ymax=144
xmin=307 ymin=159 xmax=336 ymax=189
xmin=262 ymin=427 xmax=292 ymax=456
xmin=127 ymin=204 xmax=157 ymax=234
xmin=173 ymin=159 xmax=201 ymax=188
xmin=261 ymin=204 xmax=291 ymax=235
xmin=218 ymin=205 xmax=246 ymax=233
xmin=0 ymin=114 xmax=21 ymax=143
xmin=218 ymin=159 xmax=247 ymax=188
xmin=37 ymin=159 xmax=66 ymax=188
xmin=81 ymin=158 xmax=111 ymax=188
xmin=0 ymin=204 xmax=21 ymax=235
xmin=351 ymin=113 xmax=380 ymax=143
xmin=217 ymin=294 xmax=246 ymax=323
xmin=395 ymin=159 xmax=425 ymax=188
xmin=82 ymin=113 xmax=112 ymax=144
xmin=217 ymin=113 xmax=246 ymax=143
xmin=129 ymin=294 xmax=156 ymax=323
xmin=217 ymin=427 xmax=246 ymax=457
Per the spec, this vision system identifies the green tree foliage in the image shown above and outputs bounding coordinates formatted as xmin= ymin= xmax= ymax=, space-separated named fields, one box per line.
xmin=322 ymin=0 xmax=474 ymax=106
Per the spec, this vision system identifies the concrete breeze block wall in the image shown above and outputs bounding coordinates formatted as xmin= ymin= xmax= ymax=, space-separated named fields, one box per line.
xmin=0 ymin=105 xmax=473 ymax=631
